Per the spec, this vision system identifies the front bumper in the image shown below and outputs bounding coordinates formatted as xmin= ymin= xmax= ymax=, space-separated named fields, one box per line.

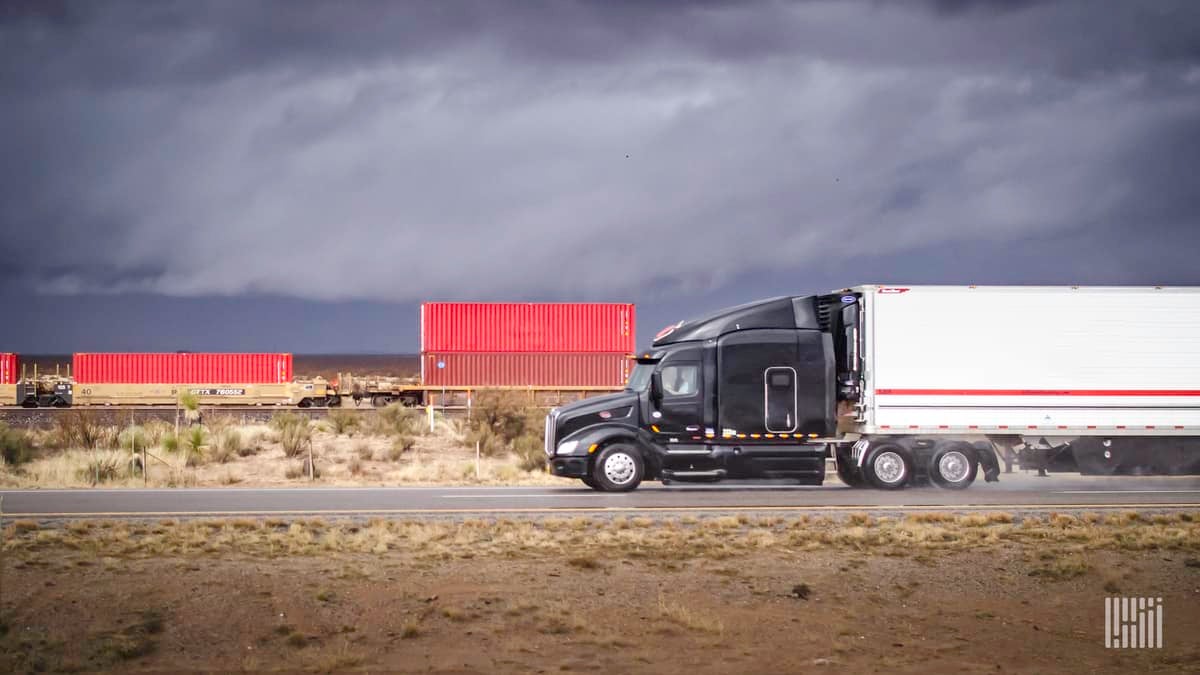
xmin=549 ymin=456 xmax=589 ymax=478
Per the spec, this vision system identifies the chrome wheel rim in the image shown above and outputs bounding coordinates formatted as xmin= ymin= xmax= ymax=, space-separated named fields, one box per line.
xmin=603 ymin=452 xmax=636 ymax=485
xmin=873 ymin=451 xmax=906 ymax=484
xmin=938 ymin=451 xmax=970 ymax=483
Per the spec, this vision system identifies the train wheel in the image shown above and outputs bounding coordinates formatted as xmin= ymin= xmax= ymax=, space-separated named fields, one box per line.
xmin=371 ymin=395 xmax=392 ymax=408
xmin=298 ymin=398 xmax=313 ymax=408
xmin=863 ymin=444 xmax=913 ymax=490
xmin=325 ymin=395 xmax=341 ymax=408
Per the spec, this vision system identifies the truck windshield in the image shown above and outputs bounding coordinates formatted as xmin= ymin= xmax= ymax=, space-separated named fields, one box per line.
xmin=625 ymin=363 xmax=654 ymax=392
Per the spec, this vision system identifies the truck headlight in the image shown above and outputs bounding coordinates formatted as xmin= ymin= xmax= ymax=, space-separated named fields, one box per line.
xmin=556 ymin=440 xmax=579 ymax=456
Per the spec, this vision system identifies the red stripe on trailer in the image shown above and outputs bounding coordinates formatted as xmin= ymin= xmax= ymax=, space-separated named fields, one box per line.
xmin=876 ymin=388 xmax=1200 ymax=396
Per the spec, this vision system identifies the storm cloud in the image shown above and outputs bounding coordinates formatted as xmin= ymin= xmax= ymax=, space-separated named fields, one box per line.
xmin=1 ymin=0 xmax=1199 ymax=349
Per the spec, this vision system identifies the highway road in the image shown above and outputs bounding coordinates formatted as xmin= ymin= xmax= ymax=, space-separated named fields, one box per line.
xmin=2 ymin=474 xmax=1199 ymax=518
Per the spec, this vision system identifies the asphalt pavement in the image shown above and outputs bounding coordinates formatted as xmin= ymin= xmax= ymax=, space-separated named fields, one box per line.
xmin=2 ymin=474 xmax=1199 ymax=518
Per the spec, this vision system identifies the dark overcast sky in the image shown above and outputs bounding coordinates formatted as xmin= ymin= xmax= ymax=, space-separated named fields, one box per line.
xmin=1 ymin=0 xmax=1198 ymax=353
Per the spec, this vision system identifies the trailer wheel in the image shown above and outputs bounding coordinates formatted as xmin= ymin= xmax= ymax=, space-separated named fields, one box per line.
xmin=863 ymin=444 xmax=913 ymax=490
xmin=590 ymin=444 xmax=643 ymax=492
xmin=929 ymin=443 xmax=978 ymax=489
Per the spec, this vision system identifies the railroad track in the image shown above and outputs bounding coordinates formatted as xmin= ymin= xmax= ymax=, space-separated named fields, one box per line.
xmin=0 ymin=404 xmax=476 ymax=429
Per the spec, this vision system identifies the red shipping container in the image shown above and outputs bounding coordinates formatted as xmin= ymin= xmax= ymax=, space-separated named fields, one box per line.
xmin=73 ymin=353 xmax=293 ymax=384
xmin=421 ymin=303 xmax=636 ymax=353
xmin=0 ymin=353 xmax=16 ymax=384
xmin=421 ymin=352 xmax=631 ymax=388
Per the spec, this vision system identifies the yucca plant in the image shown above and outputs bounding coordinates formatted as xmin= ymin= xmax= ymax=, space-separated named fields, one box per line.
xmin=184 ymin=427 xmax=207 ymax=467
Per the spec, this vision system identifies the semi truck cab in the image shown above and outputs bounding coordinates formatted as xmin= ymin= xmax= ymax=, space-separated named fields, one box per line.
xmin=546 ymin=294 xmax=861 ymax=491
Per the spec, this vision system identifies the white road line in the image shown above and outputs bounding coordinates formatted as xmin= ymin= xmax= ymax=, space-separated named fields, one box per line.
xmin=440 ymin=493 xmax=618 ymax=499
xmin=1056 ymin=490 xmax=1200 ymax=494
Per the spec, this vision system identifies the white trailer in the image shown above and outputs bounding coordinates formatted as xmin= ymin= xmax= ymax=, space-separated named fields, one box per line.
xmin=838 ymin=285 xmax=1200 ymax=485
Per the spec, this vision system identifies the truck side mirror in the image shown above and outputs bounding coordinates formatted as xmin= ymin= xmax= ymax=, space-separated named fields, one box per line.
xmin=650 ymin=372 xmax=663 ymax=405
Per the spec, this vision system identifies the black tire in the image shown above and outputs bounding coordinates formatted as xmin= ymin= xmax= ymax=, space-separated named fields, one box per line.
xmin=590 ymin=444 xmax=644 ymax=492
xmin=325 ymin=395 xmax=341 ymax=408
xmin=298 ymin=398 xmax=313 ymax=409
xmin=581 ymin=477 xmax=603 ymax=490
xmin=371 ymin=395 xmax=391 ymax=408
xmin=928 ymin=443 xmax=978 ymax=489
xmin=862 ymin=444 xmax=914 ymax=490
xmin=835 ymin=454 xmax=866 ymax=488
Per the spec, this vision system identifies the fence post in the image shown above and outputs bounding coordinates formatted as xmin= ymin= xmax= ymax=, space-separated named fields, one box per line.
xmin=475 ymin=440 xmax=481 ymax=480
xmin=308 ymin=438 xmax=314 ymax=482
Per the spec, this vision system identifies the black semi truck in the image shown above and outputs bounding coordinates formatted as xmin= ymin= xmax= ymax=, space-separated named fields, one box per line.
xmin=544 ymin=286 xmax=1200 ymax=491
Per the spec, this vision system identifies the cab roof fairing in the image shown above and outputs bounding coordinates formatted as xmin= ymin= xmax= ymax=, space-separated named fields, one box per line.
xmin=649 ymin=296 xmax=821 ymax=347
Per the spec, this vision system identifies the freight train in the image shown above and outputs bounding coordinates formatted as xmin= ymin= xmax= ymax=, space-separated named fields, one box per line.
xmin=1 ymin=302 xmax=637 ymax=409
xmin=544 ymin=286 xmax=1200 ymax=491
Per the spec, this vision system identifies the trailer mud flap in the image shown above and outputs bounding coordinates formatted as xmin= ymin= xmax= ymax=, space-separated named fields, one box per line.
xmin=974 ymin=442 xmax=1001 ymax=482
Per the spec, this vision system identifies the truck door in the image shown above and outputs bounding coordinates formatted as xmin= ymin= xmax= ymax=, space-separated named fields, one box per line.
xmin=653 ymin=360 xmax=703 ymax=441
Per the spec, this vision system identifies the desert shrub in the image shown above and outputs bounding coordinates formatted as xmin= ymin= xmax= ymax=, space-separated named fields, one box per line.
xmin=269 ymin=411 xmax=307 ymax=433
xmin=465 ymin=390 xmax=546 ymax=459
xmin=161 ymin=432 xmax=180 ymax=454
xmin=372 ymin=404 xmax=424 ymax=437
xmin=141 ymin=419 xmax=173 ymax=446
xmin=279 ymin=422 xmax=312 ymax=458
xmin=513 ymin=435 xmax=546 ymax=472
xmin=212 ymin=429 xmax=243 ymax=464
xmin=470 ymin=390 xmax=540 ymax=441
xmin=78 ymin=453 xmax=125 ymax=484
xmin=285 ymin=459 xmax=321 ymax=480
xmin=239 ymin=432 xmax=266 ymax=457
xmin=328 ymin=410 xmax=360 ymax=435
xmin=467 ymin=426 xmax=508 ymax=458
xmin=54 ymin=410 xmax=108 ymax=449
xmin=117 ymin=425 xmax=150 ymax=453
xmin=389 ymin=435 xmax=417 ymax=460
xmin=348 ymin=457 xmax=364 ymax=476
xmin=354 ymin=442 xmax=373 ymax=461
xmin=0 ymin=423 xmax=35 ymax=467
xmin=184 ymin=427 xmax=208 ymax=467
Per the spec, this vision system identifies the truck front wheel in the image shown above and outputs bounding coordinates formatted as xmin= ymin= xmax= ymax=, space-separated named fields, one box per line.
xmin=591 ymin=444 xmax=644 ymax=492
xmin=863 ymin=444 xmax=913 ymax=490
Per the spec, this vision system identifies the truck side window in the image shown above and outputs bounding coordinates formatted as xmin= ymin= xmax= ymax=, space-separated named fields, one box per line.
xmin=661 ymin=364 xmax=699 ymax=397
xmin=764 ymin=366 xmax=797 ymax=432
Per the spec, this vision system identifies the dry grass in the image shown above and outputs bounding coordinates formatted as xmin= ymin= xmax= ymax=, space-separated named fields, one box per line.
xmin=4 ymin=512 xmax=1195 ymax=566
xmin=657 ymin=594 xmax=724 ymax=634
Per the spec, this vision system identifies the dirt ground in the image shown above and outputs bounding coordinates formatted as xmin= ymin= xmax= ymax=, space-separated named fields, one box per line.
xmin=1 ymin=515 xmax=1198 ymax=673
